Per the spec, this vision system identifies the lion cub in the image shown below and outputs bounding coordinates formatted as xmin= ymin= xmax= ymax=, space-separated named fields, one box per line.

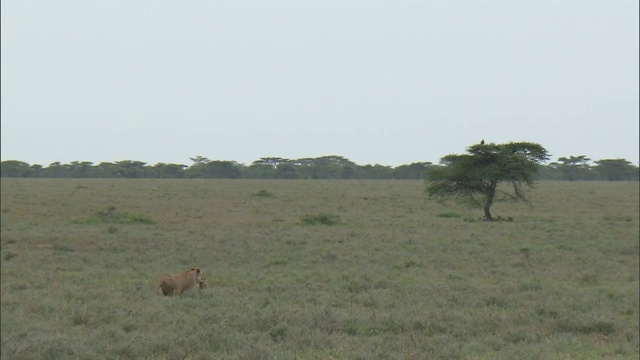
xmin=155 ymin=268 xmax=203 ymax=296
xmin=198 ymin=275 xmax=208 ymax=290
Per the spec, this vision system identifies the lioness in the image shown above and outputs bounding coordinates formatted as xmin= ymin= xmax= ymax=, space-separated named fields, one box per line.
xmin=156 ymin=268 xmax=203 ymax=296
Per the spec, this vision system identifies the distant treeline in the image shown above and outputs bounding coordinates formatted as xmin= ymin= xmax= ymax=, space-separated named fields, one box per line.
xmin=1 ymin=155 xmax=638 ymax=181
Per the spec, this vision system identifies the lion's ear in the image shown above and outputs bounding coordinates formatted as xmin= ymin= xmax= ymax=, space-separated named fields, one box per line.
xmin=196 ymin=268 xmax=201 ymax=273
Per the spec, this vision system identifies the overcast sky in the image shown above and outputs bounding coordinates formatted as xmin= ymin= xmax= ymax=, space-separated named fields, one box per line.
xmin=1 ymin=0 xmax=638 ymax=167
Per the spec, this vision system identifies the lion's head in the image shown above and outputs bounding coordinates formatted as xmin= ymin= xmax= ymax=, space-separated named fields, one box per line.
xmin=191 ymin=268 xmax=203 ymax=283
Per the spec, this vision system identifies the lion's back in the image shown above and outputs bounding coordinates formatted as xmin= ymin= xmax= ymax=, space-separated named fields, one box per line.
xmin=171 ymin=271 xmax=198 ymax=293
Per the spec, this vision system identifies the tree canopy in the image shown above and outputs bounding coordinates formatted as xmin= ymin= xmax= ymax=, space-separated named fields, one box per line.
xmin=1 ymin=152 xmax=637 ymax=181
xmin=425 ymin=141 xmax=550 ymax=221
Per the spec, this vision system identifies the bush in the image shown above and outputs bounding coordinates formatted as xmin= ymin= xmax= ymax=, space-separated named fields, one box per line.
xmin=300 ymin=213 xmax=341 ymax=226
xmin=73 ymin=206 xmax=155 ymax=225
xmin=436 ymin=211 xmax=462 ymax=218
xmin=255 ymin=189 xmax=275 ymax=198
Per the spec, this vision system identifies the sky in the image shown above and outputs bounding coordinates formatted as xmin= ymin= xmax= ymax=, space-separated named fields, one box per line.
xmin=1 ymin=0 xmax=638 ymax=167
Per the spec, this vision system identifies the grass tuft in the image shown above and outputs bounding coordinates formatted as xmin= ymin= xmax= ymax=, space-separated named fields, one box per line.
xmin=300 ymin=213 xmax=341 ymax=225
xmin=555 ymin=317 xmax=616 ymax=335
xmin=268 ymin=257 xmax=289 ymax=266
xmin=73 ymin=205 xmax=155 ymax=225
xmin=255 ymin=189 xmax=275 ymax=198
xmin=436 ymin=211 xmax=463 ymax=218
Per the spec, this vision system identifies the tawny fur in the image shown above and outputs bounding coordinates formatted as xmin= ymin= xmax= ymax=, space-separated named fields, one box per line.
xmin=198 ymin=276 xmax=208 ymax=290
xmin=155 ymin=268 xmax=203 ymax=296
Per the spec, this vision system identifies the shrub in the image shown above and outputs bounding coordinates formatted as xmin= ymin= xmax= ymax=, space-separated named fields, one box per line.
xmin=255 ymin=189 xmax=275 ymax=198
xmin=73 ymin=206 xmax=155 ymax=225
xmin=436 ymin=211 xmax=462 ymax=218
xmin=300 ymin=213 xmax=341 ymax=226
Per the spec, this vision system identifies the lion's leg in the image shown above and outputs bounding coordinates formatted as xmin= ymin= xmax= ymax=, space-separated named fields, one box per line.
xmin=158 ymin=278 xmax=175 ymax=296
xmin=156 ymin=278 xmax=165 ymax=295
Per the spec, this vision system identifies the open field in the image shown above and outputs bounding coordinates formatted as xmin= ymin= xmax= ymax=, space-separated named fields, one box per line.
xmin=1 ymin=179 xmax=638 ymax=359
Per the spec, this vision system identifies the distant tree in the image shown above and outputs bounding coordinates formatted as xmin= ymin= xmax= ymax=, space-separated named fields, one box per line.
xmin=244 ymin=163 xmax=275 ymax=179
xmin=0 ymin=161 xmax=33 ymax=177
xmin=425 ymin=141 xmax=550 ymax=221
xmin=274 ymin=163 xmax=298 ymax=179
xmin=246 ymin=158 xmax=294 ymax=178
xmin=152 ymin=163 xmax=187 ymax=178
xmin=341 ymin=164 xmax=356 ymax=179
xmin=593 ymin=159 xmax=638 ymax=181
xmin=252 ymin=157 xmax=291 ymax=168
xmin=43 ymin=162 xmax=70 ymax=178
xmin=189 ymin=156 xmax=210 ymax=165
xmin=115 ymin=161 xmax=148 ymax=178
xmin=30 ymin=164 xmax=44 ymax=177
xmin=292 ymin=158 xmax=315 ymax=179
xmin=308 ymin=155 xmax=356 ymax=179
xmin=393 ymin=162 xmax=435 ymax=180
xmin=355 ymin=164 xmax=394 ymax=179
xmin=293 ymin=158 xmax=315 ymax=167
xmin=284 ymin=155 xmax=356 ymax=179
xmin=95 ymin=162 xmax=120 ymax=178
xmin=186 ymin=160 xmax=241 ymax=178
xmin=550 ymin=155 xmax=592 ymax=181
xmin=69 ymin=161 xmax=95 ymax=178
xmin=536 ymin=162 xmax=561 ymax=180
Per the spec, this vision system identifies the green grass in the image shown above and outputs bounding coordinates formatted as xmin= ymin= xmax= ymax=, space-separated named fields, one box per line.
xmin=436 ymin=211 xmax=462 ymax=218
xmin=72 ymin=205 xmax=156 ymax=225
xmin=1 ymin=179 xmax=638 ymax=359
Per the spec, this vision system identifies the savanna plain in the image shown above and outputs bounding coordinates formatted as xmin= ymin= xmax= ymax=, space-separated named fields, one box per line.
xmin=1 ymin=179 xmax=638 ymax=360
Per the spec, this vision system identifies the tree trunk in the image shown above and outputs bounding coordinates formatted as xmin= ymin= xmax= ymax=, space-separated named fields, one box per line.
xmin=483 ymin=202 xmax=493 ymax=221
xmin=483 ymin=185 xmax=496 ymax=221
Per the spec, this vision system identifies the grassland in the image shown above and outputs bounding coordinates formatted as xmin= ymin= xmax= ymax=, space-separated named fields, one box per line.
xmin=1 ymin=179 xmax=638 ymax=359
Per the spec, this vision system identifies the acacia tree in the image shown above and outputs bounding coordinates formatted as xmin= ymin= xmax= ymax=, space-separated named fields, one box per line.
xmin=552 ymin=155 xmax=592 ymax=181
xmin=593 ymin=159 xmax=638 ymax=181
xmin=425 ymin=141 xmax=550 ymax=221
